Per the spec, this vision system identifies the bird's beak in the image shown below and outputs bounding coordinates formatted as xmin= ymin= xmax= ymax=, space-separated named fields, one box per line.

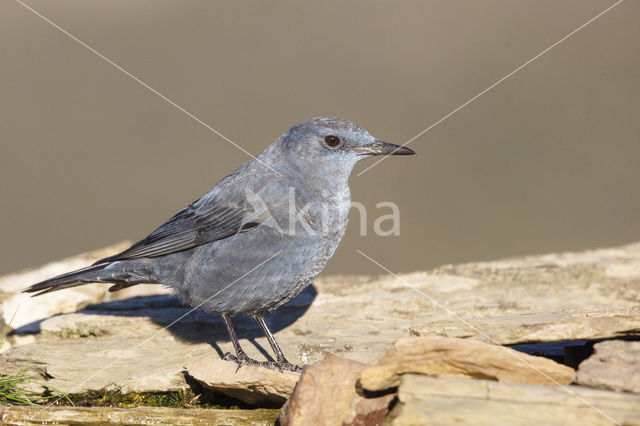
xmin=355 ymin=140 xmax=416 ymax=156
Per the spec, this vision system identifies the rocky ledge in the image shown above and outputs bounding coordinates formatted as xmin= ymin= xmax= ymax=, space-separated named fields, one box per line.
xmin=1 ymin=242 xmax=639 ymax=425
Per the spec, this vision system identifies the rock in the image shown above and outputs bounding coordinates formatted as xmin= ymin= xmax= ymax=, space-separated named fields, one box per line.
xmin=280 ymin=354 xmax=393 ymax=426
xmin=360 ymin=336 xmax=575 ymax=391
xmin=291 ymin=243 xmax=640 ymax=365
xmin=8 ymin=334 xmax=36 ymax=348
xmin=0 ymin=339 xmax=11 ymax=353
xmin=343 ymin=392 xmax=394 ymax=426
xmin=184 ymin=358 xmax=300 ymax=405
xmin=389 ymin=374 xmax=640 ymax=425
xmin=576 ymin=340 xmax=640 ymax=394
xmin=0 ymin=335 xmax=210 ymax=395
xmin=1 ymin=405 xmax=278 ymax=425
xmin=1 ymin=242 xmax=639 ymax=403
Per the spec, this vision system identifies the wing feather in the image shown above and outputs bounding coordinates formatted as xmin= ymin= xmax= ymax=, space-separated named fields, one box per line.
xmin=94 ymin=199 xmax=262 ymax=264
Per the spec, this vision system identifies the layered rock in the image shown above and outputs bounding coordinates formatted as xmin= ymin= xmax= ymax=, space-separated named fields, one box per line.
xmin=359 ymin=336 xmax=575 ymax=390
xmin=0 ymin=242 xmax=639 ymax=423
xmin=388 ymin=374 xmax=640 ymax=425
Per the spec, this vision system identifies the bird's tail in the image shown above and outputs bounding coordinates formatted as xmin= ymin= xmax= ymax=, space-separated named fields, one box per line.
xmin=23 ymin=263 xmax=145 ymax=296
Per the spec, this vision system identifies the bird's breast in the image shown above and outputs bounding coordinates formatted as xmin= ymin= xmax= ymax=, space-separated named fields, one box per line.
xmin=297 ymin=184 xmax=351 ymax=240
xmin=256 ymin=180 xmax=351 ymax=241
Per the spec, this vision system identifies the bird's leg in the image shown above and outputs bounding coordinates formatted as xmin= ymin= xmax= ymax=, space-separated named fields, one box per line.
xmin=252 ymin=315 xmax=302 ymax=372
xmin=221 ymin=313 xmax=269 ymax=370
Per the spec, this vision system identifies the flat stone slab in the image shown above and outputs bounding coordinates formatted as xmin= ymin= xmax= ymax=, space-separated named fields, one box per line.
xmin=359 ymin=336 xmax=575 ymax=391
xmin=406 ymin=245 xmax=640 ymax=345
xmin=1 ymin=242 xmax=639 ymax=402
xmin=390 ymin=374 xmax=640 ymax=426
xmin=184 ymin=358 xmax=300 ymax=405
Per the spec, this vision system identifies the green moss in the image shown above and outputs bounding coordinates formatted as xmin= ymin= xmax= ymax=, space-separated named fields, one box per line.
xmin=42 ymin=327 xmax=106 ymax=339
xmin=64 ymin=388 xmax=253 ymax=409
xmin=66 ymin=389 xmax=190 ymax=408
xmin=248 ymin=408 xmax=281 ymax=423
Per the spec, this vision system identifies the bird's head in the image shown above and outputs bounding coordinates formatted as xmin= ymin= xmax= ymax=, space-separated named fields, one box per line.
xmin=262 ymin=116 xmax=415 ymax=179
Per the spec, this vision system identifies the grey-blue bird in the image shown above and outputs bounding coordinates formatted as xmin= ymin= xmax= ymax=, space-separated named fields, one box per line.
xmin=25 ymin=117 xmax=415 ymax=371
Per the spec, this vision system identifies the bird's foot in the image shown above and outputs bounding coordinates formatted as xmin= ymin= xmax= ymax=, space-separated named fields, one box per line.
xmin=276 ymin=359 xmax=302 ymax=373
xmin=223 ymin=352 xmax=279 ymax=371
xmin=224 ymin=352 xmax=263 ymax=370
xmin=223 ymin=352 xmax=301 ymax=373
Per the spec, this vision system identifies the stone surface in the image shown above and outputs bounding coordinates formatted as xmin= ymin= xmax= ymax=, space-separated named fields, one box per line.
xmin=576 ymin=340 xmax=640 ymax=394
xmin=184 ymin=358 xmax=300 ymax=405
xmin=1 ymin=405 xmax=278 ymax=425
xmin=280 ymin=353 xmax=393 ymax=426
xmin=359 ymin=336 xmax=575 ymax=391
xmin=0 ymin=335 xmax=209 ymax=395
xmin=389 ymin=374 xmax=640 ymax=426
xmin=0 ymin=242 xmax=639 ymax=404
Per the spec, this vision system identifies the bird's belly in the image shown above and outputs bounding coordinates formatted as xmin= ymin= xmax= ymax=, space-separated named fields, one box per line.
xmin=168 ymin=225 xmax=343 ymax=315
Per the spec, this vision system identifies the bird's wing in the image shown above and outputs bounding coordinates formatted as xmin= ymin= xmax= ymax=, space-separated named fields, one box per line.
xmin=93 ymin=197 xmax=263 ymax=264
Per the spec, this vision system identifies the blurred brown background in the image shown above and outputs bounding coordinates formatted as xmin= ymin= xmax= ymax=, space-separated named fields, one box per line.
xmin=1 ymin=0 xmax=638 ymax=277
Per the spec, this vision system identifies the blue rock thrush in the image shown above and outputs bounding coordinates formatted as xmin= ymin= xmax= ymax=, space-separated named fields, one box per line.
xmin=25 ymin=116 xmax=415 ymax=371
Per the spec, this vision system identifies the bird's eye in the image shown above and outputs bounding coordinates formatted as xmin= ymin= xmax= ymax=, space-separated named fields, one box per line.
xmin=324 ymin=135 xmax=341 ymax=148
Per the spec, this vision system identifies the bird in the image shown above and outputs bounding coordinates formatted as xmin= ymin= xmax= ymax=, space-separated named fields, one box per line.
xmin=24 ymin=116 xmax=415 ymax=371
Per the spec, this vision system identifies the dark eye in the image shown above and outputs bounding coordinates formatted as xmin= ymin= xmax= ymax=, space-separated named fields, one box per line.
xmin=324 ymin=135 xmax=341 ymax=148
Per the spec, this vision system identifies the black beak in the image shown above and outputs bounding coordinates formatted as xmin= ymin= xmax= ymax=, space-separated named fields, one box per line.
xmin=355 ymin=140 xmax=416 ymax=156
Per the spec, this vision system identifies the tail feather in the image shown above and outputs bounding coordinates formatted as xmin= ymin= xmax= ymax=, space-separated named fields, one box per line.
xmin=24 ymin=264 xmax=108 ymax=296
xmin=24 ymin=263 xmax=129 ymax=296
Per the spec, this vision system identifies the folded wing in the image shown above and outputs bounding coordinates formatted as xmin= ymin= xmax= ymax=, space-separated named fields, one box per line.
xmin=94 ymin=197 xmax=263 ymax=264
